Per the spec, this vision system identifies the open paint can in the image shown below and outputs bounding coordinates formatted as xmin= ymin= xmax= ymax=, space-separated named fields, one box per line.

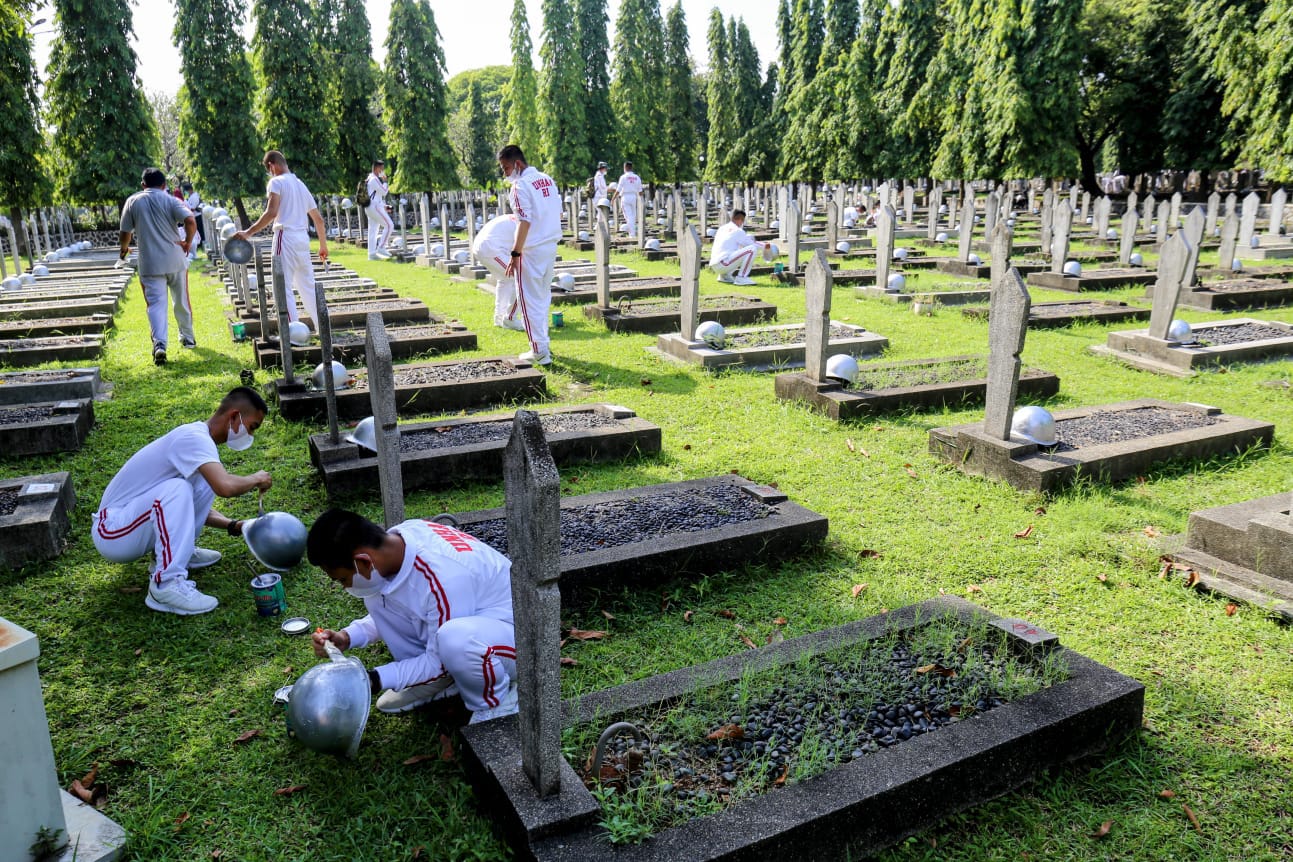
xmin=250 ymin=572 xmax=287 ymax=616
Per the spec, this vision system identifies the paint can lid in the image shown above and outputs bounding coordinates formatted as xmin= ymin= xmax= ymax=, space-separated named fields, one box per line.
xmin=280 ymin=617 xmax=310 ymax=635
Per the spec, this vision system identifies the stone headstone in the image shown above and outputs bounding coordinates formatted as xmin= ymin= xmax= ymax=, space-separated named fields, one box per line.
xmin=1142 ymin=194 xmax=1155 ymax=235
xmin=1125 ymin=191 xmax=1138 ymax=227
xmin=594 ymin=215 xmax=611 ymax=308
xmin=1119 ymin=210 xmax=1137 ymax=265
xmin=958 ymin=196 xmax=976 ymax=262
xmin=364 ymin=313 xmax=404 ymax=526
xmin=777 ymin=187 xmax=789 ymax=242
xmin=1093 ymin=196 xmax=1111 ymax=238
xmin=803 ymin=250 xmax=834 ymax=383
xmin=1026 ymin=186 xmax=1036 ymax=214
xmin=875 ymin=205 xmax=896 ymax=290
xmin=1238 ymin=191 xmax=1259 ymax=251
xmin=1205 ymin=191 xmax=1220 ymax=237
xmin=1040 ymin=191 xmax=1055 ymax=250
xmin=636 ymin=197 xmax=647 ymax=249
xmin=698 ymin=194 xmax=709 ymax=241
xmin=678 ymin=225 xmax=702 ymax=338
xmin=440 ymin=204 xmax=452 ymax=260
xmin=825 ymin=201 xmax=839 ymax=251
xmin=926 ymin=187 xmax=943 ymax=240
xmin=1079 ymin=191 xmax=1090 ymax=222
xmin=1049 ymin=203 xmax=1072 ymax=274
xmin=787 ymin=201 xmax=802 ymax=273
xmin=1224 ymin=192 xmax=1237 ymax=220
xmin=504 ymin=409 xmax=563 ymax=799
xmin=983 ymin=267 xmax=1031 ymax=441
xmin=420 ymin=194 xmax=432 ymax=249
xmin=984 ymin=192 xmax=999 ymax=236
xmin=271 ymin=243 xmax=296 ymax=383
xmin=314 ymin=273 xmax=340 ymax=444
xmin=1181 ymin=207 xmax=1205 ymax=288
xmin=1169 ymin=192 xmax=1183 ymax=231
xmin=1217 ymin=207 xmax=1239 ymax=270
xmin=465 ymin=203 xmax=477 ymax=261
xmin=1269 ymin=188 xmax=1287 ymax=237
xmin=1147 ymin=232 xmax=1191 ymax=340
xmin=989 ymin=220 xmax=1013 ymax=287
xmin=903 ymin=185 xmax=915 ymax=224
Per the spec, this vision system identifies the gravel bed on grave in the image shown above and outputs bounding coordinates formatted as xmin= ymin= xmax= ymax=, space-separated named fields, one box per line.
xmin=843 ymin=358 xmax=988 ymax=392
xmin=0 ymin=336 xmax=99 ymax=347
xmin=465 ymin=483 xmax=772 ymax=556
xmin=341 ymin=360 xmax=518 ymax=391
xmin=399 ymin=411 xmax=618 ymax=452
xmin=1031 ymin=302 xmax=1123 ymax=315
xmin=0 ymin=316 xmax=102 ymax=330
xmin=616 ymin=296 xmax=761 ymax=316
xmin=921 ymin=281 xmax=985 ymax=293
xmin=1047 ymin=406 xmax=1220 ymax=452
xmin=722 ymin=324 xmax=859 ymax=350
xmin=0 ymin=488 xmax=18 ymax=516
xmin=1192 ymin=322 xmax=1292 ymax=346
xmin=576 ymin=623 xmax=1063 ymax=834
xmin=0 ymin=406 xmax=55 ymax=425
xmin=318 ymin=324 xmax=460 ymax=347
xmin=1203 ymin=279 xmax=1276 ymax=293
xmin=0 ymin=370 xmax=89 ymax=382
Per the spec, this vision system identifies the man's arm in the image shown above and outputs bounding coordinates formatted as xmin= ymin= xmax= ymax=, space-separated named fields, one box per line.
xmin=307 ymin=207 xmax=329 ymax=259
xmin=505 ymin=220 xmax=531 ymax=277
xmin=196 ymin=461 xmax=272 ymax=498
xmin=118 ymin=231 xmax=133 ymax=259
xmin=235 ymin=192 xmax=281 ymax=239
xmin=180 ymin=216 xmax=197 ymax=254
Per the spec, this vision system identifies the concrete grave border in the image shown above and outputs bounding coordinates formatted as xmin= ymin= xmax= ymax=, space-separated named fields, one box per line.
xmin=1027 ymin=269 xmax=1156 ymax=292
xmin=654 ymin=322 xmax=887 ymax=371
xmin=477 ymin=277 xmax=681 ymax=308
xmin=254 ymin=321 xmax=477 ymax=368
xmin=0 ymin=472 xmax=75 ymax=570
xmin=0 ymin=335 xmax=105 ymax=367
xmin=0 ymin=399 xmax=94 ymax=456
xmin=962 ymin=299 xmax=1150 ymax=329
xmin=0 ymin=367 xmax=104 ymax=405
xmin=583 ymin=295 xmax=777 ymax=334
xmin=1092 ymin=317 xmax=1293 ymax=377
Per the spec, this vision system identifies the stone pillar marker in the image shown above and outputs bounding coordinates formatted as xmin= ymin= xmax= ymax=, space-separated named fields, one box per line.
xmin=398 ymin=197 xmax=409 ymax=250
xmin=926 ymin=187 xmax=943 ymax=239
xmin=1238 ymin=192 xmax=1259 ymax=252
xmin=1147 ymin=232 xmax=1191 ymax=341
xmin=957 ymin=196 xmax=975 ymax=262
xmin=636 ymin=198 xmax=647 ymax=249
xmin=314 ymin=271 xmax=340 ymax=444
xmin=504 ymin=409 xmax=564 ymax=798
xmin=777 ymin=186 xmax=789 ymax=241
xmin=803 ymin=250 xmax=834 ymax=383
xmin=271 ymin=244 xmax=296 ymax=384
xmin=1204 ymin=191 xmax=1220 ymax=238
xmin=988 ymin=220 xmax=1014 ymax=287
xmin=875 ymin=205 xmax=896 ymax=290
xmin=786 ymin=201 xmax=802 ymax=273
xmin=1155 ymin=199 xmax=1170 ymax=244
xmin=1269 ymin=188 xmax=1287 ymax=237
xmin=1217 ymin=208 xmax=1240 ymax=270
xmin=903 ymin=185 xmax=915 ymax=224
xmin=1119 ymin=210 xmax=1137 ymax=265
xmin=1169 ymin=192 xmax=1183 ymax=231
xmin=365 ymin=313 xmax=404 ymax=527
xmin=1040 ymin=191 xmax=1055 ymax=251
xmin=982 ymin=267 xmax=1031 ymax=441
xmin=825 ymin=200 xmax=839 ymax=251
xmin=984 ymin=191 xmax=1000 ymax=236
xmin=1125 ymin=191 xmax=1138 ymax=229
xmin=697 ymin=194 xmax=708 ymax=242
xmin=1224 ymin=191 xmax=1237 ymax=220
xmin=677 ymin=224 xmax=702 ymax=339
xmin=1093 ymin=196 xmax=1110 ymax=238
xmin=1181 ymin=207 xmax=1205 ymax=288
xmin=594 ymin=214 xmax=612 ymax=308
xmin=440 ymin=204 xmax=452 ymax=260
xmin=1049 ymin=202 xmax=1072 ymax=274
xmin=1079 ymin=191 xmax=1091 ymax=223
xmin=465 ymin=202 xmax=478 ymax=264
xmin=1142 ymin=193 xmax=1155 ymax=235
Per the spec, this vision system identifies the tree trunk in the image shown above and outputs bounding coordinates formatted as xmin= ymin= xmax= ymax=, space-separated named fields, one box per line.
xmin=233 ymin=197 xmax=250 ymax=229
xmin=7 ymin=206 xmax=30 ymax=257
xmin=1077 ymin=141 xmax=1101 ymax=198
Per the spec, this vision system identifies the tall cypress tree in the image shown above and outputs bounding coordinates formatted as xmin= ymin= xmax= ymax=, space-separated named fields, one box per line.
xmin=175 ymin=0 xmax=262 ymax=222
xmin=703 ymin=9 xmax=738 ymax=182
xmin=539 ymin=0 xmax=588 ymax=182
xmin=874 ymin=0 xmax=941 ymax=178
xmin=1 ymin=1 xmax=52 ymax=228
xmin=252 ymin=0 xmax=336 ymax=190
xmin=789 ymin=0 xmax=824 ymax=92
xmin=1239 ymin=0 xmax=1293 ymax=180
xmin=577 ymin=0 xmax=615 ymax=165
xmin=775 ymin=0 xmax=795 ymax=106
xmin=46 ymin=0 xmax=159 ymax=205
xmin=780 ymin=0 xmax=827 ymax=181
xmin=659 ymin=2 xmax=697 ymax=183
xmin=451 ymin=78 xmax=499 ymax=187
xmin=611 ymin=0 xmax=666 ymax=181
xmin=383 ymin=0 xmax=456 ymax=191
xmin=331 ymin=0 xmax=383 ymax=187
xmin=500 ymin=0 xmax=542 ymax=161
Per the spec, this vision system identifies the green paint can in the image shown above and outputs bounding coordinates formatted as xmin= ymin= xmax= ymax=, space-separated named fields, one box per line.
xmin=250 ymin=572 xmax=286 ymax=616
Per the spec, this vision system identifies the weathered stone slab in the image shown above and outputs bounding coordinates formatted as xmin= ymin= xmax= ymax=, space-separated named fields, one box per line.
xmin=237 ymin=298 xmax=430 ymax=339
xmin=0 ymin=399 xmax=94 ymax=455
xmin=0 ymin=472 xmax=75 ymax=570
xmin=254 ymin=321 xmax=476 ymax=368
xmin=1026 ymin=269 xmax=1156 ymax=292
xmin=461 ymin=596 xmax=1143 ymax=862
xmin=854 ymin=283 xmax=991 ymax=306
xmin=1175 ymin=278 xmax=1293 ymax=311
xmin=0 ymin=335 xmax=104 ymax=367
xmin=1094 ymin=317 xmax=1293 ymax=376
xmin=308 ymin=404 xmax=662 ymax=496
xmin=0 ymin=315 xmax=112 ymax=340
xmin=962 ymin=300 xmax=1149 ymax=329
xmin=655 ymin=322 xmax=887 ymax=370
xmin=478 ymin=276 xmax=680 ymax=308
xmin=583 ymin=295 xmax=777 ymax=334
xmin=929 ymin=399 xmax=1274 ymax=492
xmin=0 ymin=367 xmax=104 ymax=405
xmin=0 ymin=297 xmax=118 ymax=320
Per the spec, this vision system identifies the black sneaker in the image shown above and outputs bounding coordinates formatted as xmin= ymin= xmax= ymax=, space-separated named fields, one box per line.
xmin=153 ymin=344 xmax=167 ymax=365
xmin=181 ymin=338 xmax=197 ymax=349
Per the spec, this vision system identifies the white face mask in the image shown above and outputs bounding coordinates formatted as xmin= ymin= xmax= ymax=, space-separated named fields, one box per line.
xmin=345 ymin=568 xmax=385 ymax=599
xmin=226 ymin=412 xmax=254 ymax=451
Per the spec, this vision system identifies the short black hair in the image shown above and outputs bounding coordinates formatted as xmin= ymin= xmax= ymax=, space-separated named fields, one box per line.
xmin=497 ymin=144 xmax=525 ymax=162
xmin=373 ymin=159 xmax=384 ymax=167
xmin=623 ymin=161 xmax=633 ymax=170
xmin=307 ymin=508 xmax=388 ymax=570
xmin=142 ymin=168 xmax=166 ymax=188
xmin=218 ymin=386 xmax=268 ymax=416
xmin=732 ymin=209 xmax=747 ymax=221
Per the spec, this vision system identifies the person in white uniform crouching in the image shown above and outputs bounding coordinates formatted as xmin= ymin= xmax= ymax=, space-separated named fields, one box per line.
xmin=499 ymin=144 xmax=563 ymax=366
xmin=308 ymin=509 xmax=518 ymax=723
xmin=365 ymin=159 xmax=393 ymax=260
xmin=472 ymin=213 xmax=525 ymax=331
xmin=709 ymin=209 xmax=769 ymax=286
xmin=93 ymin=387 xmax=273 ymax=616
xmin=234 ymin=150 xmax=329 ymax=336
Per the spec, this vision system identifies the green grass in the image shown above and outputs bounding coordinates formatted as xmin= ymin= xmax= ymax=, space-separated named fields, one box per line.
xmin=2 ymin=235 xmax=1291 ymax=860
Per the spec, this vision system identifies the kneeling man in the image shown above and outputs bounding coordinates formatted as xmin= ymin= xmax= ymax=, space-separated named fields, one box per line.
xmin=709 ymin=209 xmax=768 ymax=286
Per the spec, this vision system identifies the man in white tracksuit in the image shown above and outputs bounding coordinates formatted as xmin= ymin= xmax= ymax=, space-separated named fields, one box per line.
xmin=365 ymin=159 xmax=393 ymax=260
xmin=498 ymin=144 xmax=562 ymax=366
xmin=93 ymin=387 xmax=273 ymax=616
xmin=615 ymin=161 xmax=643 ymax=237
xmin=593 ymin=161 xmax=608 ymax=200
xmin=308 ymin=509 xmax=518 ymax=724
xmin=709 ymin=209 xmax=768 ymax=286
xmin=471 ymin=213 xmax=524 ymax=330
xmin=234 ymin=150 xmax=329 ymax=334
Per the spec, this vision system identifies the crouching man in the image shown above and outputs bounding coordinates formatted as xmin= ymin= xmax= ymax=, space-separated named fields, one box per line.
xmin=307 ymin=509 xmax=519 ymax=724
xmin=709 ymin=209 xmax=768 ymax=286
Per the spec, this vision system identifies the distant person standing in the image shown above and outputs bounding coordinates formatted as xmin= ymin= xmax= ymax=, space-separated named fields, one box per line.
xmin=234 ymin=150 xmax=329 ymax=335
xmin=593 ymin=161 xmax=608 ymax=200
xmin=499 ymin=144 xmax=561 ymax=366
xmin=365 ymin=159 xmax=393 ymax=260
xmin=615 ymin=161 xmax=643 ymax=237
xmin=119 ymin=167 xmax=198 ymax=365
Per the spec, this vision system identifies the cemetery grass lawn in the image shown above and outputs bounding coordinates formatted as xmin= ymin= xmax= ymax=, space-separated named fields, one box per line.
xmin=0 ymin=239 xmax=1288 ymax=861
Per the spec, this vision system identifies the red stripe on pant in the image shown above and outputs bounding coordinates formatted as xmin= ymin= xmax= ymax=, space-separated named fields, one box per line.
xmin=97 ymin=508 xmax=151 ymax=539
xmin=514 ymin=256 xmax=538 ymax=352
xmin=481 ymin=645 xmax=517 ymax=707
xmin=152 ymin=500 xmax=173 ymax=581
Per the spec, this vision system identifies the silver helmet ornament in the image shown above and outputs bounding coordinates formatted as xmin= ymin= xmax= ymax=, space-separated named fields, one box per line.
xmin=694 ymin=320 xmax=726 ymax=349
xmin=1010 ymin=405 xmax=1058 ymax=446
xmin=285 ymin=641 xmax=370 ymax=758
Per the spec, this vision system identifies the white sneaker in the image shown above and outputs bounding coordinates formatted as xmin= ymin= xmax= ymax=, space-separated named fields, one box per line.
xmin=716 ymin=274 xmax=735 ymax=284
xmin=469 ymin=680 xmax=519 ymax=724
xmin=145 ymin=579 xmax=218 ymax=616
xmin=732 ymin=276 xmax=758 ymax=286
xmin=500 ymin=318 xmax=526 ymax=332
xmin=371 ymin=249 xmax=392 ymax=260
xmin=376 ymin=678 xmax=457 ymax=714
xmin=188 ymin=547 xmax=222 ymax=569
xmin=519 ymin=349 xmax=553 ymax=366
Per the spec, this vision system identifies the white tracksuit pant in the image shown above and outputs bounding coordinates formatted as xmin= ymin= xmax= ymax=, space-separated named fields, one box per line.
xmin=621 ymin=196 xmax=639 ymax=237
xmin=710 ymin=246 xmax=757 ymax=279
xmin=139 ymin=269 xmax=195 ymax=348
xmin=480 ymin=252 xmax=519 ymax=326
xmin=515 ymin=241 xmax=558 ymax=356
xmin=273 ymin=228 xmax=319 ymax=326
xmin=380 ymin=615 xmax=516 ymax=713
xmin=92 ymin=475 xmax=215 ymax=588
xmin=366 ymin=203 xmax=393 ymax=254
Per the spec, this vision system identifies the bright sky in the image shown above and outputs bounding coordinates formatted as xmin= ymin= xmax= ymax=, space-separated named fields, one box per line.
xmin=31 ymin=0 xmax=779 ymax=97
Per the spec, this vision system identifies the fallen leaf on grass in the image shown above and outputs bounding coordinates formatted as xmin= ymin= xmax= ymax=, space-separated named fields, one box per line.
xmin=683 ymin=610 xmax=694 ymax=623
xmin=404 ymin=754 xmax=437 ymax=766
xmin=69 ymin=779 xmax=95 ymax=804
xmin=914 ymin=663 xmax=958 ymax=678
xmin=440 ymin=733 xmax=455 ymax=762
xmin=566 ymin=628 xmax=607 ymax=641
xmin=966 ymin=584 xmax=983 ymax=594
xmin=851 ymin=583 xmax=869 ymax=598
xmin=1090 ymin=820 xmax=1113 ymax=839
xmin=273 ymin=784 xmax=307 ymax=796
xmin=846 ymin=438 xmax=855 ymax=453
xmin=233 ymin=729 xmax=262 ymax=745
xmin=411 ymin=847 xmax=426 ymax=860
xmin=282 ymin=666 xmax=294 ymax=675
xmin=133 ymin=648 xmax=143 ymax=657
xmin=716 ymin=609 xmax=736 ymax=619
xmin=1143 ymin=525 xmax=1161 ymax=538
xmin=773 ymin=616 xmax=788 ymax=626
xmin=1182 ymin=803 xmax=1201 ymax=833
xmin=773 ymin=764 xmax=789 ymax=786
xmin=1158 ymin=789 xmax=1176 ymax=799
xmin=903 ymin=464 xmax=919 ymax=479
xmin=211 ymin=850 xmax=224 ymax=859
xmin=1097 ymin=573 xmax=1109 ymax=583
xmin=707 ymin=724 xmax=744 ymax=741
xmin=80 ymin=764 xmax=99 ymax=786
xmin=1034 ymin=506 xmax=1047 ymax=515
xmin=600 ymin=609 xmax=615 ymax=621
xmin=560 ymin=656 xmax=578 ymax=667
xmin=859 ymin=549 xmax=881 ymax=559
xmin=1224 ymin=603 xmax=1238 ymax=616
xmin=432 ymin=426 xmax=454 ymax=433
xmin=174 ymin=812 xmax=191 ymax=829
xmin=1184 ymin=571 xmax=1200 ymax=588
xmin=639 ymin=378 xmax=651 ymax=386
xmin=738 ymin=634 xmax=758 ymax=649
xmin=858 ymin=447 xmax=871 ymax=458
xmin=1013 ymin=524 xmax=1034 ymax=539
xmin=119 ymin=586 xmax=142 ymax=594
xmin=682 ymin=443 xmax=691 ymax=450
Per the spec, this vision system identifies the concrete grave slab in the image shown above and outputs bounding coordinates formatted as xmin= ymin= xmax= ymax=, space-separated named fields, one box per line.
xmin=0 ymin=472 xmax=75 ymax=570
xmin=583 ymin=295 xmax=777 ymax=334
xmin=962 ymin=299 xmax=1149 ymax=329
xmin=0 ymin=399 xmax=94 ymax=455
xmin=1175 ymin=278 xmax=1293 ymax=311
xmin=308 ymin=404 xmax=662 ymax=496
xmin=254 ymin=320 xmax=476 ymax=368
xmin=1093 ymin=318 xmax=1293 ymax=376
xmin=855 ymin=282 xmax=991 ymax=306
xmin=461 ymin=596 xmax=1142 ymax=862
xmin=929 ymin=399 xmax=1274 ymax=492
xmin=236 ymin=298 xmax=430 ymax=339
xmin=0 ymin=314 xmax=113 ymax=340
xmin=0 ymin=367 xmax=105 ymax=405
xmin=655 ymin=321 xmax=887 ymax=371
xmin=0 ymin=297 xmax=118 ymax=320
xmin=477 ymin=277 xmax=681 ymax=308
xmin=1027 ymin=269 xmax=1156 ymax=292
xmin=0 ymin=335 xmax=105 ymax=367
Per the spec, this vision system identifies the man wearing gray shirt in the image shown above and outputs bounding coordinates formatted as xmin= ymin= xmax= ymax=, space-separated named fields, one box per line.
xmin=119 ymin=168 xmax=198 ymax=365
